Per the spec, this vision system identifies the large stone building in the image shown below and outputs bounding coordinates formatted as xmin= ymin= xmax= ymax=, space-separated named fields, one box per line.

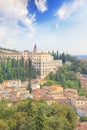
xmin=30 ymin=44 xmax=62 ymax=78
xmin=0 ymin=45 xmax=62 ymax=79
xmin=0 ymin=51 xmax=21 ymax=61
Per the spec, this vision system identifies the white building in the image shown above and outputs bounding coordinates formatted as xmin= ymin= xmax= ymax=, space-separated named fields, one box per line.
xmin=31 ymin=84 xmax=40 ymax=90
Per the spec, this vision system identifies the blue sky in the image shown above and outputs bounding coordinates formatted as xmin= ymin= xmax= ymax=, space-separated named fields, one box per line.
xmin=0 ymin=0 xmax=87 ymax=54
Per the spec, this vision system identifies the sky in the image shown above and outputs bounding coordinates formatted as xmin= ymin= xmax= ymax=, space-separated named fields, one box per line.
xmin=0 ymin=0 xmax=87 ymax=54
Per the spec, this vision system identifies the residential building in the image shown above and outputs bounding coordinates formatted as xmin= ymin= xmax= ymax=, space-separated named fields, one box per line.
xmin=31 ymin=84 xmax=40 ymax=90
xmin=13 ymin=88 xmax=29 ymax=97
xmin=32 ymin=85 xmax=64 ymax=101
xmin=67 ymin=95 xmax=87 ymax=108
xmin=64 ymin=88 xmax=78 ymax=94
xmin=3 ymin=80 xmax=21 ymax=87
xmin=0 ymin=90 xmax=11 ymax=99
xmin=76 ymin=105 xmax=87 ymax=117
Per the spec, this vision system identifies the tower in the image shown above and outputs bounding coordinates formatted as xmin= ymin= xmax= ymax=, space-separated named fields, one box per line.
xmin=33 ymin=44 xmax=37 ymax=53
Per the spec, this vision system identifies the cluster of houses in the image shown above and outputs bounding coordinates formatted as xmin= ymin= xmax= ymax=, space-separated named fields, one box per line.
xmin=64 ymin=88 xmax=87 ymax=117
xmin=0 ymin=80 xmax=32 ymax=102
xmin=32 ymin=86 xmax=87 ymax=117
xmin=79 ymin=74 xmax=87 ymax=90
xmin=0 ymin=79 xmax=87 ymax=119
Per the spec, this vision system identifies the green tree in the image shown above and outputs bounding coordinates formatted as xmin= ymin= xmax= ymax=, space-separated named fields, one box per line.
xmin=27 ymin=77 xmax=32 ymax=93
xmin=0 ymin=120 xmax=9 ymax=130
xmin=12 ymin=112 xmax=28 ymax=130
xmin=46 ymin=72 xmax=56 ymax=80
xmin=6 ymin=119 xmax=16 ymax=130
xmin=66 ymin=109 xmax=77 ymax=129
xmin=44 ymin=80 xmax=55 ymax=86
xmin=0 ymin=57 xmax=36 ymax=82
xmin=80 ymin=116 xmax=87 ymax=122
xmin=35 ymin=107 xmax=46 ymax=130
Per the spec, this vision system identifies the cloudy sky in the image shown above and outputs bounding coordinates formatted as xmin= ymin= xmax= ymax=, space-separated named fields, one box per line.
xmin=0 ymin=0 xmax=87 ymax=54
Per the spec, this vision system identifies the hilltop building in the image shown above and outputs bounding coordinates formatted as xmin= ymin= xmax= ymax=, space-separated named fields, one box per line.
xmin=0 ymin=45 xmax=62 ymax=79
xmin=30 ymin=45 xmax=62 ymax=78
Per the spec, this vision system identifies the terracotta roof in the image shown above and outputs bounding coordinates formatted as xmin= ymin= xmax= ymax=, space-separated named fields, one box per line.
xmin=78 ymin=105 xmax=87 ymax=111
xmin=76 ymin=122 xmax=87 ymax=130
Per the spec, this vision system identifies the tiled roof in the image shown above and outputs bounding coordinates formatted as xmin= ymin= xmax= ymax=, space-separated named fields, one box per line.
xmin=76 ymin=122 xmax=87 ymax=130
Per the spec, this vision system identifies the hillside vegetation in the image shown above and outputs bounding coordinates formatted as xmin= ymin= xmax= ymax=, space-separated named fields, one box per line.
xmin=50 ymin=51 xmax=87 ymax=74
xmin=0 ymin=99 xmax=77 ymax=130
xmin=46 ymin=67 xmax=80 ymax=89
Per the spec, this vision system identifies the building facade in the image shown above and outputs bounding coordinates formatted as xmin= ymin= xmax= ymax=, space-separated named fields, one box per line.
xmin=76 ymin=105 xmax=87 ymax=117
xmin=3 ymin=80 xmax=21 ymax=87
xmin=67 ymin=96 xmax=87 ymax=108
xmin=0 ymin=45 xmax=62 ymax=79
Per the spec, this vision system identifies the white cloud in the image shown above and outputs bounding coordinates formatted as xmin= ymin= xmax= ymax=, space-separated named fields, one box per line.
xmin=35 ymin=0 xmax=47 ymax=13
xmin=26 ymin=34 xmax=34 ymax=39
xmin=0 ymin=0 xmax=36 ymax=47
xmin=0 ymin=0 xmax=28 ymax=18
xmin=55 ymin=0 xmax=86 ymax=20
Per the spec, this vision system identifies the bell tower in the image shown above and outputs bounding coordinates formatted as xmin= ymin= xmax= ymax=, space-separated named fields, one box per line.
xmin=33 ymin=44 xmax=37 ymax=53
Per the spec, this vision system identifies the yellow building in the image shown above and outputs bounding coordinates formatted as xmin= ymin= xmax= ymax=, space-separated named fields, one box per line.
xmin=48 ymin=85 xmax=63 ymax=93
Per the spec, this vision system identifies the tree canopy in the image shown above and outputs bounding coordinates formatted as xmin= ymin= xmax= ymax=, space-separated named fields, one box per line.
xmin=0 ymin=99 xmax=77 ymax=130
xmin=0 ymin=58 xmax=36 ymax=83
xmin=46 ymin=66 xmax=80 ymax=89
